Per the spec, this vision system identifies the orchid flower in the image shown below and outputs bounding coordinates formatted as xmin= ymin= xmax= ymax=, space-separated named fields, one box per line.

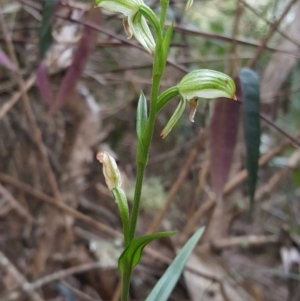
xmin=95 ymin=0 xmax=156 ymax=53
xmin=160 ymin=69 xmax=237 ymax=138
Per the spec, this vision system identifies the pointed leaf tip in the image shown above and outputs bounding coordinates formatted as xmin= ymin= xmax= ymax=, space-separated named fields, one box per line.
xmin=145 ymin=227 xmax=204 ymax=301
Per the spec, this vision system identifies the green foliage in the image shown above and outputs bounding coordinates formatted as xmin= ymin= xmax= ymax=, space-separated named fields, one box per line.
xmin=118 ymin=231 xmax=176 ymax=274
xmin=145 ymin=227 xmax=204 ymax=301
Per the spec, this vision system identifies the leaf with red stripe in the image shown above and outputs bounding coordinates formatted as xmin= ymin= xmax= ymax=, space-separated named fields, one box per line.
xmin=52 ymin=8 xmax=102 ymax=112
xmin=210 ymin=80 xmax=241 ymax=201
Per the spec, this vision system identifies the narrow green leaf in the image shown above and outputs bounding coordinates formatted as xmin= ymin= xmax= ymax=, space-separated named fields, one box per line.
xmin=118 ymin=231 xmax=176 ymax=275
xmin=136 ymin=91 xmax=148 ymax=164
xmin=145 ymin=227 xmax=204 ymax=301
xmin=39 ymin=0 xmax=59 ymax=60
xmin=239 ymin=68 xmax=260 ymax=212
xmin=136 ymin=91 xmax=148 ymax=141
xmin=162 ymin=24 xmax=173 ymax=67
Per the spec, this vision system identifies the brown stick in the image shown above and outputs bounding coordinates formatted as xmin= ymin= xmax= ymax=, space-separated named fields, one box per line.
xmin=0 ymin=184 xmax=34 ymax=223
xmin=0 ymin=251 xmax=44 ymax=301
xmin=255 ymin=149 xmax=300 ymax=202
xmin=183 ymin=130 xmax=300 ymax=237
xmin=240 ymin=0 xmax=300 ymax=48
xmin=181 ymin=199 xmax=215 ymax=240
xmin=0 ymin=262 xmax=108 ymax=301
xmin=16 ymin=0 xmax=300 ymax=149
xmin=225 ymin=130 xmax=300 ymax=195
xmin=211 ymin=234 xmax=277 ymax=250
xmin=62 ymin=281 xmax=104 ymax=301
xmin=247 ymin=0 xmax=298 ymax=68
xmin=0 ymin=74 xmax=36 ymax=120
xmin=0 ymin=14 xmax=62 ymax=203
xmin=0 ymin=173 xmax=121 ymax=238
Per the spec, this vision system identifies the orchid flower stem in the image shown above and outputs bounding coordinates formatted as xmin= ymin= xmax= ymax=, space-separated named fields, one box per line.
xmin=122 ymin=33 xmax=165 ymax=301
xmin=121 ymin=268 xmax=131 ymax=301
xmin=129 ymin=73 xmax=162 ymax=241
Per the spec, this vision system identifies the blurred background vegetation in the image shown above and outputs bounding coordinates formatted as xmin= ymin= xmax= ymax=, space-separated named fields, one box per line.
xmin=1 ymin=0 xmax=300 ymax=300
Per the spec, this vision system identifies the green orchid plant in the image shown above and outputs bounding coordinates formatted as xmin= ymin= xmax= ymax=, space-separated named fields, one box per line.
xmin=95 ymin=0 xmax=236 ymax=300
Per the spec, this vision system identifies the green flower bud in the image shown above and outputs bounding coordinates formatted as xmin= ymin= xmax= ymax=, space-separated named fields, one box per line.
xmin=96 ymin=151 xmax=121 ymax=190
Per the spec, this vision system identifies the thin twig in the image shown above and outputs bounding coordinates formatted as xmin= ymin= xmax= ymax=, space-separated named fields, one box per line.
xmin=0 ymin=74 xmax=36 ymax=121
xmin=260 ymin=113 xmax=300 ymax=148
xmin=0 ymin=184 xmax=34 ymax=223
xmin=0 ymin=251 xmax=44 ymax=301
xmin=211 ymin=234 xmax=278 ymax=250
xmin=16 ymin=0 xmax=300 ymax=148
xmin=0 ymin=173 xmax=121 ymax=238
xmin=62 ymin=281 xmax=104 ymax=301
xmin=240 ymin=0 xmax=300 ymax=48
xmin=0 ymin=262 xmax=109 ymax=301
xmin=173 ymin=24 xmax=300 ymax=58
xmin=229 ymin=0 xmax=242 ymax=75
xmin=247 ymin=0 xmax=298 ymax=68
xmin=225 ymin=130 xmax=300 ymax=195
xmin=182 ymin=130 xmax=300 ymax=237
xmin=0 ymin=14 xmax=62 ymax=202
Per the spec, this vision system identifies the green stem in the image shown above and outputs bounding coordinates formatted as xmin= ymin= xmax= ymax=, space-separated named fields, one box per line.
xmin=129 ymin=65 xmax=163 ymax=242
xmin=157 ymin=86 xmax=179 ymax=113
xmin=121 ymin=268 xmax=132 ymax=301
xmin=112 ymin=188 xmax=130 ymax=247
xmin=124 ymin=11 xmax=167 ymax=300
xmin=128 ymin=162 xmax=146 ymax=241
